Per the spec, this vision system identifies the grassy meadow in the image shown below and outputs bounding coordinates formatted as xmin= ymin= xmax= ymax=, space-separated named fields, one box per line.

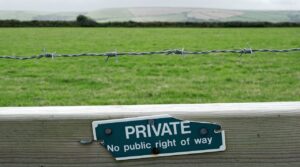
xmin=0 ymin=28 xmax=299 ymax=106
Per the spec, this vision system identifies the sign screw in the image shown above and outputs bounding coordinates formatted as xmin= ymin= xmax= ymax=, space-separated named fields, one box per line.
xmin=105 ymin=128 xmax=112 ymax=135
xmin=152 ymin=147 xmax=160 ymax=154
xmin=200 ymin=128 xmax=208 ymax=136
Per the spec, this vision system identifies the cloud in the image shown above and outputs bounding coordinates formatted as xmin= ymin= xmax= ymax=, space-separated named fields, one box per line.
xmin=0 ymin=0 xmax=299 ymax=11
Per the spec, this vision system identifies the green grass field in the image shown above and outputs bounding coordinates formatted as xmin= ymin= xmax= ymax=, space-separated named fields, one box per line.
xmin=0 ymin=28 xmax=299 ymax=106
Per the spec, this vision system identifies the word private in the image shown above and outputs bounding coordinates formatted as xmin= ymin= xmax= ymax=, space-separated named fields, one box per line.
xmin=125 ymin=121 xmax=191 ymax=139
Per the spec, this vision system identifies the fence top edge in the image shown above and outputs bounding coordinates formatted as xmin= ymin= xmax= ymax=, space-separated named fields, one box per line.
xmin=0 ymin=102 xmax=299 ymax=121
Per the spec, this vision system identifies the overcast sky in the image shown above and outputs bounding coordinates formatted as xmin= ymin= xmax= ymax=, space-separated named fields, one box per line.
xmin=0 ymin=0 xmax=299 ymax=12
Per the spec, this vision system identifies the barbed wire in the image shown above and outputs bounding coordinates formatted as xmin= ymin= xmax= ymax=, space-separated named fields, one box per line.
xmin=0 ymin=48 xmax=299 ymax=61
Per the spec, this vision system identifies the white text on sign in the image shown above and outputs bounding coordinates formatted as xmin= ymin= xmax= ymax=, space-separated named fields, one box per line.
xmin=125 ymin=121 xmax=191 ymax=139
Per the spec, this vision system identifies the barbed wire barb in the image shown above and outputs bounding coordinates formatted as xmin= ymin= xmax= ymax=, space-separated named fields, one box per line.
xmin=240 ymin=48 xmax=253 ymax=56
xmin=114 ymin=49 xmax=118 ymax=63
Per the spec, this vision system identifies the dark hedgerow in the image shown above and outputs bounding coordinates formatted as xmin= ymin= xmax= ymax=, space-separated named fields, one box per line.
xmin=0 ymin=19 xmax=299 ymax=27
xmin=76 ymin=15 xmax=97 ymax=27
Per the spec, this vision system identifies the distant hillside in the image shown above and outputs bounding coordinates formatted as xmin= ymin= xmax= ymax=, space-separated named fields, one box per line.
xmin=1 ymin=8 xmax=300 ymax=22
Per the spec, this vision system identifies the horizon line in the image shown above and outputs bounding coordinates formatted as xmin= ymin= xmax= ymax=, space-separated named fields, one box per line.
xmin=0 ymin=6 xmax=300 ymax=13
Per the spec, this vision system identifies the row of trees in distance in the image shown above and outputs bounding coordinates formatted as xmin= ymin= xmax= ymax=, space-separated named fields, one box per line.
xmin=0 ymin=15 xmax=299 ymax=27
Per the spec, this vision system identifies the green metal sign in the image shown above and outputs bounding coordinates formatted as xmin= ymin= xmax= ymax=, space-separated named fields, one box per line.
xmin=92 ymin=115 xmax=225 ymax=160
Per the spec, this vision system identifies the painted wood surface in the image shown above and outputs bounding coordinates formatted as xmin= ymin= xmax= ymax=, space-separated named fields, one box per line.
xmin=0 ymin=102 xmax=299 ymax=167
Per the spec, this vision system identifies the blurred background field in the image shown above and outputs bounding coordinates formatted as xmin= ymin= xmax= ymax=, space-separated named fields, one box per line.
xmin=0 ymin=28 xmax=299 ymax=106
xmin=1 ymin=8 xmax=300 ymax=22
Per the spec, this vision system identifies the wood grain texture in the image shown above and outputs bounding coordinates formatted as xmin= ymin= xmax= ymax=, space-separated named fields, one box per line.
xmin=0 ymin=102 xmax=299 ymax=167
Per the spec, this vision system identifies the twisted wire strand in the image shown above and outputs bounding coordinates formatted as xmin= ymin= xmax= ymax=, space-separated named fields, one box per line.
xmin=0 ymin=48 xmax=299 ymax=60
